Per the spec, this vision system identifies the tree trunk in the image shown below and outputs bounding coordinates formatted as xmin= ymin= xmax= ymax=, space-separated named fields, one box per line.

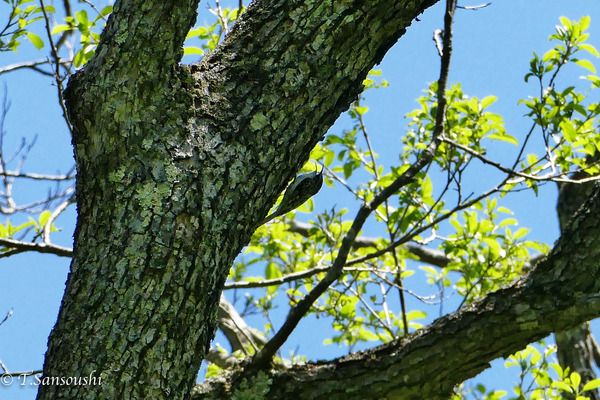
xmin=37 ymin=0 xmax=438 ymax=398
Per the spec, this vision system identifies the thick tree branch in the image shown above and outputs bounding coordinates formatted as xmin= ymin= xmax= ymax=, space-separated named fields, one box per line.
xmin=218 ymin=295 xmax=266 ymax=354
xmin=195 ymin=184 xmax=600 ymax=399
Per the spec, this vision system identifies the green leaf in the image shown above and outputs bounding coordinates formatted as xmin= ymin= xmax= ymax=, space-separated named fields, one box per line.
xmin=343 ymin=162 xmax=353 ymax=179
xmin=75 ymin=9 xmax=88 ymax=25
xmin=422 ymin=175 xmax=433 ymax=200
xmin=542 ymin=48 xmax=559 ymax=62
xmin=74 ymin=49 xmax=86 ymax=67
xmin=15 ymin=220 xmax=35 ymax=232
xmin=354 ymin=106 xmax=368 ymax=115
xmin=571 ymin=372 xmax=581 ymax=388
xmin=560 ymin=119 xmax=577 ymax=143
xmin=26 ymin=32 xmax=43 ymax=49
xmin=559 ymin=16 xmax=573 ymax=30
xmin=406 ymin=310 xmax=427 ymax=320
xmin=265 ymin=262 xmax=282 ymax=280
xmin=551 ymin=362 xmax=564 ymax=378
xmin=324 ymin=148 xmax=335 ymax=166
xmin=450 ymin=218 xmax=463 ymax=233
xmin=574 ymin=59 xmax=596 ymax=73
xmin=38 ymin=210 xmax=52 ymax=227
xmin=524 ymin=240 xmax=548 ymax=253
xmin=579 ymin=15 xmax=591 ymax=31
xmin=583 ymin=379 xmax=600 ymax=392
xmin=357 ymin=328 xmax=378 ymax=341
xmin=187 ymin=26 xmax=209 ymax=39
xmin=487 ymin=132 xmax=518 ymax=145
xmin=513 ymin=227 xmax=530 ymax=240
xmin=51 ymin=24 xmax=71 ymax=34
xmin=483 ymin=238 xmax=502 ymax=257
xmin=480 ymin=95 xmax=497 ymax=109
xmin=183 ymin=46 xmax=204 ymax=55
xmin=100 ymin=5 xmax=113 ymax=17
xmin=498 ymin=218 xmax=517 ymax=228
xmin=551 ymin=381 xmax=573 ymax=393
xmin=580 ymin=43 xmax=600 ymax=58
xmin=401 ymin=270 xmax=415 ymax=278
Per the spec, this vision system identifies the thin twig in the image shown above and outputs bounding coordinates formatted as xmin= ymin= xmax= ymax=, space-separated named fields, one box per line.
xmin=38 ymin=0 xmax=73 ymax=135
xmin=0 ymin=359 xmax=8 ymax=374
xmin=441 ymin=135 xmax=600 ymax=185
xmin=213 ymin=0 xmax=229 ymax=38
xmin=43 ymin=193 xmax=75 ymax=244
xmin=345 ymin=183 xmax=503 ymax=267
xmin=287 ymin=219 xmax=452 ymax=267
xmin=0 ymin=59 xmax=70 ymax=76
xmin=0 ymin=185 xmax=75 ymax=215
xmin=225 ymin=266 xmax=380 ymax=290
xmin=78 ymin=0 xmax=109 ymax=22
xmin=0 ymin=309 xmax=12 ymax=327
xmin=0 ymin=170 xmax=75 ymax=181
xmin=456 ymin=3 xmax=491 ymax=10
xmin=2 ymin=370 xmax=43 ymax=378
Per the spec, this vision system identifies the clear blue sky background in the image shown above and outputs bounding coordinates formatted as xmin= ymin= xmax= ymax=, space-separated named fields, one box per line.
xmin=0 ymin=1 xmax=599 ymax=399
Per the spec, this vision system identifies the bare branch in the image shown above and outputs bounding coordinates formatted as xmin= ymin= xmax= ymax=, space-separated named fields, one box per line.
xmin=205 ymin=296 xmax=269 ymax=369
xmin=404 ymin=243 xmax=451 ymax=268
xmin=0 ymin=170 xmax=74 ymax=181
xmin=43 ymin=193 xmax=75 ymax=244
xmin=38 ymin=0 xmax=73 ymax=135
xmin=0 ymin=237 xmax=72 ymax=257
xmin=288 ymin=219 xmax=451 ymax=267
xmin=78 ymin=0 xmax=108 ymax=22
xmin=0 ymin=185 xmax=75 ymax=215
xmin=218 ymin=295 xmax=266 ymax=353
xmin=0 ymin=359 xmax=8 ymax=374
xmin=204 ymin=349 xmax=240 ymax=369
xmin=440 ymin=135 xmax=600 ymax=185
xmin=0 ymin=309 xmax=12 ymax=327
xmin=456 ymin=2 xmax=491 ymax=11
xmin=0 ymin=59 xmax=70 ymax=76
xmin=433 ymin=29 xmax=443 ymax=57
xmin=2 ymin=370 xmax=43 ymax=378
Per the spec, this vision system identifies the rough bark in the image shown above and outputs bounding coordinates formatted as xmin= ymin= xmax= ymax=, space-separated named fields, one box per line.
xmin=193 ymin=184 xmax=600 ymax=399
xmin=555 ymin=162 xmax=600 ymax=400
xmin=37 ymin=0 xmax=438 ymax=399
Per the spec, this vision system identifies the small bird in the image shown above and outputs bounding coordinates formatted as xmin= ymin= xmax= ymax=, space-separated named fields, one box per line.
xmin=259 ymin=168 xmax=324 ymax=226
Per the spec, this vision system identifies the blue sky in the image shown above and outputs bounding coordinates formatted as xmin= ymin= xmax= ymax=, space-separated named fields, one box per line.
xmin=1 ymin=1 xmax=599 ymax=399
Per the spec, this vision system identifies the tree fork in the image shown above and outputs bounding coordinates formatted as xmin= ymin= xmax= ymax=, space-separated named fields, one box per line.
xmin=37 ymin=1 xmax=438 ymax=399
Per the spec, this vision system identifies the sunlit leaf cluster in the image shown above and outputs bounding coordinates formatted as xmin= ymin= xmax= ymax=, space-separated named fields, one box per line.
xmin=457 ymin=343 xmax=600 ymax=400
xmin=1 ymin=0 xmax=50 ymax=52
xmin=520 ymin=16 xmax=600 ymax=181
